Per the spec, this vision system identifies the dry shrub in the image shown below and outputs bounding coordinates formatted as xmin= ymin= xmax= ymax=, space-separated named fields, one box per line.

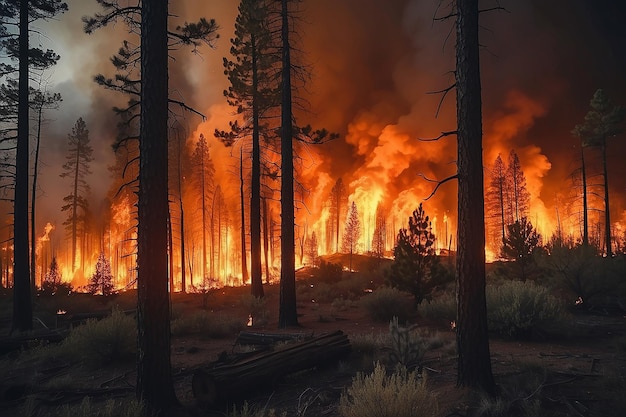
xmin=338 ymin=362 xmax=438 ymax=417
xmin=360 ymin=286 xmax=413 ymax=322
xmin=170 ymin=310 xmax=244 ymax=338
xmin=60 ymin=307 xmax=136 ymax=365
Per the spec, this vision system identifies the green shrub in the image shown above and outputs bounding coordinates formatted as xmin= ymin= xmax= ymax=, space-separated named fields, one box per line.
xmin=60 ymin=307 xmax=136 ymax=365
xmin=338 ymin=362 xmax=438 ymax=417
xmin=419 ymin=292 xmax=456 ymax=322
xmin=360 ymin=287 xmax=414 ymax=322
xmin=486 ymin=281 xmax=564 ymax=339
xmin=170 ymin=310 xmax=243 ymax=337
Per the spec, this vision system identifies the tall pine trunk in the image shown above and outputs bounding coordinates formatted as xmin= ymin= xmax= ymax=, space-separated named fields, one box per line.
xmin=601 ymin=142 xmax=612 ymax=256
xmin=136 ymin=0 xmax=177 ymax=411
xmin=278 ymin=0 xmax=298 ymax=328
xmin=240 ymin=147 xmax=249 ymax=285
xmin=250 ymin=32 xmax=264 ymax=298
xmin=581 ymin=146 xmax=589 ymax=247
xmin=454 ymin=0 xmax=495 ymax=393
xmin=13 ymin=0 xmax=33 ymax=332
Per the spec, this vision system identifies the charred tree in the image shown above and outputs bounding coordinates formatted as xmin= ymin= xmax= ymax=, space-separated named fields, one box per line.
xmin=454 ymin=0 xmax=495 ymax=393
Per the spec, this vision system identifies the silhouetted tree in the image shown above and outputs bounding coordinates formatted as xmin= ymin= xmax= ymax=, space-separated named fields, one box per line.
xmin=87 ymin=252 xmax=114 ymax=296
xmin=1 ymin=0 xmax=67 ymax=332
xmin=452 ymin=0 xmax=495 ymax=393
xmin=387 ymin=204 xmax=447 ymax=307
xmin=190 ymin=133 xmax=216 ymax=283
xmin=371 ymin=202 xmax=387 ymax=258
xmin=60 ymin=117 xmax=93 ymax=273
xmin=573 ymin=89 xmax=624 ymax=256
xmin=485 ymin=154 xmax=507 ymax=256
xmin=216 ymin=0 xmax=278 ymax=297
xmin=342 ymin=201 xmax=361 ymax=271
xmin=41 ymin=257 xmax=62 ymax=295
xmin=502 ymin=217 xmax=542 ymax=282
xmin=304 ymin=231 xmax=319 ymax=267
xmin=506 ymin=150 xmax=530 ymax=223
xmin=328 ymin=177 xmax=349 ymax=253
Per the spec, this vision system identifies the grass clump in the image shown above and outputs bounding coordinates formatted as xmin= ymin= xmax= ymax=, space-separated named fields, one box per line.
xmin=56 ymin=396 xmax=143 ymax=417
xmin=170 ymin=310 xmax=244 ymax=337
xmin=360 ymin=287 xmax=413 ymax=322
xmin=58 ymin=307 xmax=136 ymax=365
xmin=419 ymin=291 xmax=456 ymax=322
xmin=338 ymin=362 xmax=438 ymax=417
xmin=486 ymin=280 xmax=565 ymax=339
xmin=229 ymin=401 xmax=286 ymax=417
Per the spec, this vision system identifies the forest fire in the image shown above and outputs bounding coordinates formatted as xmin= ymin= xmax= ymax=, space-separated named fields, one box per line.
xmin=0 ymin=1 xmax=624 ymax=295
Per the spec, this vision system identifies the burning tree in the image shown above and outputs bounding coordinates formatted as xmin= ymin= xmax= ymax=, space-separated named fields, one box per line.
xmin=328 ymin=177 xmax=349 ymax=254
xmin=41 ymin=257 xmax=68 ymax=296
xmin=190 ymin=133 xmax=216 ymax=284
xmin=87 ymin=252 xmax=114 ymax=296
xmin=304 ymin=231 xmax=319 ymax=267
xmin=60 ymin=117 xmax=94 ymax=273
xmin=371 ymin=202 xmax=387 ymax=258
xmin=387 ymin=204 xmax=448 ymax=307
xmin=342 ymin=201 xmax=361 ymax=271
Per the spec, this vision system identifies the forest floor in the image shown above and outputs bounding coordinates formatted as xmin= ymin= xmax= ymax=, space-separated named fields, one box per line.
xmin=1 ymin=263 xmax=626 ymax=416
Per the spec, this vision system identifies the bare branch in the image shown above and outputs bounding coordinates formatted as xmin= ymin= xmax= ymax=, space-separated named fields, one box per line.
xmin=419 ymin=174 xmax=458 ymax=201
xmin=427 ymin=82 xmax=456 ymax=118
xmin=418 ymin=130 xmax=458 ymax=142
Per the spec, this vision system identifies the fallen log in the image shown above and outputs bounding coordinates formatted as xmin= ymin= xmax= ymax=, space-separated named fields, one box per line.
xmin=192 ymin=330 xmax=351 ymax=406
xmin=235 ymin=330 xmax=313 ymax=347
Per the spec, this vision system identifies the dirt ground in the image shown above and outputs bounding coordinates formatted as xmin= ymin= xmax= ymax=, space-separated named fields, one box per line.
xmin=1 ymin=279 xmax=626 ymax=417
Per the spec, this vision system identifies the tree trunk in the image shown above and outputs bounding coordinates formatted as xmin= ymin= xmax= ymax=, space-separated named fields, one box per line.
xmin=601 ymin=142 xmax=612 ymax=256
xmin=240 ymin=147 xmax=249 ymax=285
xmin=31 ymin=104 xmax=44 ymax=293
xmin=136 ymin=0 xmax=177 ymax=411
xmin=454 ymin=0 xmax=495 ymax=394
xmin=250 ymin=33 xmax=264 ymax=298
xmin=262 ymin=197 xmax=270 ymax=284
xmin=580 ymin=146 xmax=589 ymax=247
xmin=13 ymin=0 xmax=33 ymax=333
xmin=278 ymin=0 xmax=298 ymax=328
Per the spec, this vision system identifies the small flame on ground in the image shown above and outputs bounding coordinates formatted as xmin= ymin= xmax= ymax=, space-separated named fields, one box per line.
xmin=575 ymin=296 xmax=583 ymax=306
xmin=56 ymin=309 xmax=67 ymax=315
xmin=247 ymin=314 xmax=253 ymax=327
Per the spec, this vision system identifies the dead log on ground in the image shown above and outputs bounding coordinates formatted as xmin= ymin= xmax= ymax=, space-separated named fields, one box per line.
xmin=192 ymin=330 xmax=351 ymax=406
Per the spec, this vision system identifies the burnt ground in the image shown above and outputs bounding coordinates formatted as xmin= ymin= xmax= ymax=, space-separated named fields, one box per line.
xmin=1 ymin=278 xmax=625 ymax=417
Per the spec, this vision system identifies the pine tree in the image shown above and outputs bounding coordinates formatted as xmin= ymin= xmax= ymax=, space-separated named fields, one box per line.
xmin=1 ymin=0 xmax=67 ymax=331
xmin=501 ymin=217 xmax=541 ymax=282
xmin=190 ymin=133 xmax=216 ymax=283
xmin=60 ymin=117 xmax=94 ymax=273
xmin=41 ymin=257 xmax=63 ymax=295
xmin=328 ymin=178 xmax=348 ymax=253
xmin=304 ymin=231 xmax=319 ymax=267
xmin=387 ymin=204 xmax=446 ymax=306
xmin=341 ymin=201 xmax=361 ymax=271
xmin=88 ymin=252 xmax=115 ymax=296
xmin=573 ymin=89 xmax=624 ymax=256
xmin=505 ymin=150 xmax=530 ymax=223
xmin=216 ymin=0 xmax=278 ymax=298
xmin=371 ymin=202 xmax=387 ymax=258
xmin=485 ymin=154 xmax=508 ymax=255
